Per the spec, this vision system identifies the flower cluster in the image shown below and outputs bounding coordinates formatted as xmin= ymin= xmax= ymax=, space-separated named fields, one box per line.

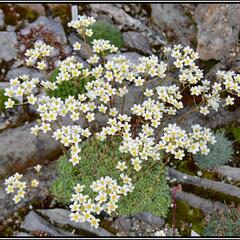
xmin=55 ymin=56 xmax=85 ymax=84
xmin=192 ymin=70 xmax=240 ymax=115
xmin=119 ymin=124 xmax=161 ymax=170
xmin=4 ymin=75 xmax=40 ymax=108
xmin=68 ymin=15 xmax=95 ymax=37
xmin=69 ymin=176 xmax=134 ymax=228
xmin=135 ymin=55 xmax=167 ymax=78
xmin=92 ymin=39 xmax=118 ymax=55
xmin=25 ymin=41 xmax=54 ymax=70
xmin=164 ymin=45 xmax=240 ymax=115
xmin=164 ymin=45 xmax=202 ymax=85
xmin=4 ymin=173 xmax=27 ymax=204
xmin=131 ymin=85 xmax=183 ymax=128
xmin=4 ymin=172 xmax=39 ymax=204
xmin=217 ymin=70 xmax=240 ymax=104
xmin=158 ymin=123 xmax=216 ymax=160
xmin=53 ymin=125 xmax=91 ymax=165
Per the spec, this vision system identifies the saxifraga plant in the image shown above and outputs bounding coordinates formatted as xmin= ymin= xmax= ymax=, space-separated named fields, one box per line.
xmin=194 ymin=131 xmax=234 ymax=170
xmin=51 ymin=137 xmax=171 ymax=218
xmin=3 ymin=14 xmax=240 ymax=229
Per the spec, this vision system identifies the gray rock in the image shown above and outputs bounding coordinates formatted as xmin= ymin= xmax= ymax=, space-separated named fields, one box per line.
xmin=0 ymin=9 xmax=5 ymax=29
xmin=123 ymin=31 xmax=152 ymax=55
xmin=191 ymin=230 xmax=200 ymax=236
xmin=0 ymin=121 xmax=9 ymax=131
xmin=0 ymin=121 xmax=61 ymax=177
xmin=68 ymin=33 xmax=92 ymax=60
xmin=21 ymin=211 xmax=75 ymax=236
xmin=168 ymin=167 xmax=240 ymax=199
xmin=106 ymin=52 xmax=142 ymax=66
xmin=0 ymin=82 xmax=10 ymax=89
xmin=90 ymin=4 xmax=150 ymax=32
xmin=6 ymin=25 xmax=16 ymax=32
xmin=0 ymin=32 xmax=18 ymax=61
xmin=214 ymin=166 xmax=240 ymax=181
xmin=175 ymin=191 xmax=227 ymax=215
xmin=0 ymin=104 xmax=89 ymax=177
xmin=134 ymin=212 xmax=165 ymax=228
xmin=111 ymin=216 xmax=133 ymax=232
xmin=150 ymin=4 xmax=196 ymax=46
xmin=6 ymin=67 xmax=46 ymax=81
xmin=20 ymin=16 xmax=67 ymax=44
xmin=195 ymin=4 xmax=240 ymax=61
xmin=11 ymin=59 xmax=25 ymax=69
xmin=37 ymin=208 xmax=114 ymax=236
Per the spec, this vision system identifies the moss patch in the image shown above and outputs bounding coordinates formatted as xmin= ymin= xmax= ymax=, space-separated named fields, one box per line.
xmin=87 ymin=20 xmax=124 ymax=49
xmin=167 ymin=199 xmax=205 ymax=236
xmin=47 ymin=69 xmax=90 ymax=100
xmin=0 ymin=89 xmax=9 ymax=112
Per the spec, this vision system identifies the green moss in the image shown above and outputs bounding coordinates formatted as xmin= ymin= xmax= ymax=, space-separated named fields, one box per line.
xmin=174 ymin=157 xmax=197 ymax=176
xmin=167 ymin=199 xmax=205 ymax=236
xmin=47 ymin=69 xmax=90 ymax=100
xmin=87 ymin=20 xmax=124 ymax=49
xmin=50 ymin=155 xmax=79 ymax=204
xmin=227 ymin=126 xmax=240 ymax=141
xmin=51 ymin=137 xmax=171 ymax=218
xmin=0 ymin=89 xmax=18 ymax=112
xmin=0 ymin=89 xmax=9 ymax=112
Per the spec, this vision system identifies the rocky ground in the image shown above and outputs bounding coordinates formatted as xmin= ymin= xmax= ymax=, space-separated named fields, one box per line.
xmin=0 ymin=3 xmax=240 ymax=237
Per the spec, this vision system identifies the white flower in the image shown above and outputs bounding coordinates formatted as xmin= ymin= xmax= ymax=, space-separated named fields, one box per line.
xmin=5 ymin=98 xmax=15 ymax=108
xmin=31 ymin=179 xmax=39 ymax=187
xmin=225 ymin=96 xmax=234 ymax=106
xmin=73 ymin=42 xmax=81 ymax=50
xmin=154 ymin=230 xmax=166 ymax=236
xmin=34 ymin=164 xmax=42 ymax=173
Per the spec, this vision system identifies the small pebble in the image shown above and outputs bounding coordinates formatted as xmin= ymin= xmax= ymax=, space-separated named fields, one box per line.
xmin=6 ymin=218 xmax=13 ymax=223
xmin=146 ymin=227 xmax=152 ymax=233
xmin=154 ymin=230 xmax=166 ymax=236
xmin=14 ymin=212 xmax=19 ymax=217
